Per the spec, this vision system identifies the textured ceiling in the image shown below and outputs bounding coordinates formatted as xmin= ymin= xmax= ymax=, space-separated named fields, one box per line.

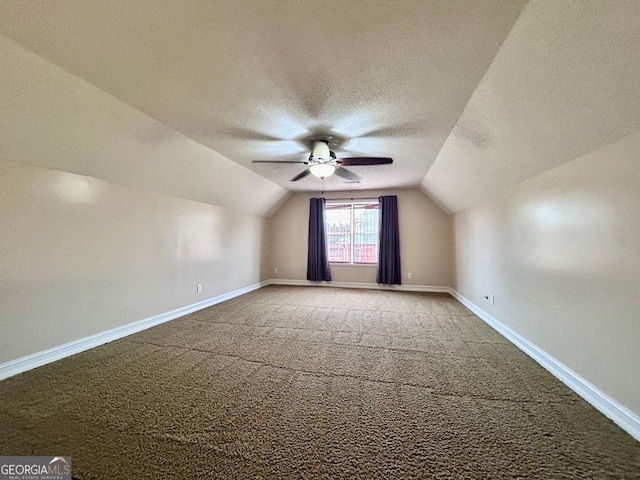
xmin=1 ymin=1 xmax=636 ymax=213
xmin=422 ymin=0 xmax=640 ymax=212
xmin=0 ymin=0 xmax=526 ymax=194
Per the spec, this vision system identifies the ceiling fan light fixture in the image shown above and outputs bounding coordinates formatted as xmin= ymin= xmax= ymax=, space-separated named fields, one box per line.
xmin=309 ymin=164 xmax=336 ymax=178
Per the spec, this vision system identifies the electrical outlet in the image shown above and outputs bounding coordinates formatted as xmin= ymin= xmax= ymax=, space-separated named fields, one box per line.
xmin=407 ymin=272 xmax=412 ymax=279
xmin=197 ymin=284 xmax=202 ymax=293
xmin=274 ymin=267 xmax=279 ymax=274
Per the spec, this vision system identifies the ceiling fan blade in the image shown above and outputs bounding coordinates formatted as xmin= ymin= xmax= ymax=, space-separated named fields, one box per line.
xmin=337 ymin=157 xmax=393 ymax=166
xmin=290 ymin=169 xmax=311 ymax=181
xmin=252 ymin=160 xmax=308 ymax=164
xmin=334 ymin=167 xmax=361 ymax=182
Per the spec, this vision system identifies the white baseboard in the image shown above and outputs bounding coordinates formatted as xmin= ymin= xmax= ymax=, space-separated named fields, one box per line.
xmin=449 ymin=288 xmax=640 ymax=442
xmin=268 ymin=278 xmax=450 ymax=293
xmin=0 ymin=281 xmax=268 ymax=382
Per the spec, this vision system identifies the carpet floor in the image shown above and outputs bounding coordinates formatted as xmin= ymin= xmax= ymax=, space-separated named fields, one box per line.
xmin=0 ymin=286 xmax=638 ymax=479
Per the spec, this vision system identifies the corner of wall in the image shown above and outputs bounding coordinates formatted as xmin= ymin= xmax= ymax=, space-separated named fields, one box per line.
xmin=418 ymin=182 xmax=453 ymax=216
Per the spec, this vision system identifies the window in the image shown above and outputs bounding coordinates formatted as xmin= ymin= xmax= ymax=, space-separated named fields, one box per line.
xmin=325 ymin=201 xmax=379 ymax=264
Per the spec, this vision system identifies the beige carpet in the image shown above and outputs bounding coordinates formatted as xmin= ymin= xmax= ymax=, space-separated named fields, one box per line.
xmin=0 ymin=286 xmax=638 ymax=478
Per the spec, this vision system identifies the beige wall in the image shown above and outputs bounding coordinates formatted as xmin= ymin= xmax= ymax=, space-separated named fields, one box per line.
xmin=454 ymin=130 xmax=640 ymax=415
xmin=0 ymin=159 xmax=266 ymax=364
xmin=0 ymin=33 xmax=283 ymax=365
xmin=268 ymin=188 xmax=454 ymax=286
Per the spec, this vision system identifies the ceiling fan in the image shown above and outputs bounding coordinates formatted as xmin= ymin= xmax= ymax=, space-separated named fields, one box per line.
xmin=252 ymin=140 xmax=393 ymax=182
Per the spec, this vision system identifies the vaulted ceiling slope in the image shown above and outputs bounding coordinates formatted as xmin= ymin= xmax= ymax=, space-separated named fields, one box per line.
xmin=0 ymin=0 xmax=527 ymax=196
xmin=423 ymin=0 xmax=640 ymax=212
xmin=0 ymin=34 xmax=287 ymax=217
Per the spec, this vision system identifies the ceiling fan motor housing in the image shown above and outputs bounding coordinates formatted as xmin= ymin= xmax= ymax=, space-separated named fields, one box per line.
xmin=310 ymin=140 xmax=336 ymax=164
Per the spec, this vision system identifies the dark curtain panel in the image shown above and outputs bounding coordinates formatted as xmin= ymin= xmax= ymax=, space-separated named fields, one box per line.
xmin=307 ymin=197 xmax=332 ymax=282
xmin=377 ymin=195 xmax=401 ymax=285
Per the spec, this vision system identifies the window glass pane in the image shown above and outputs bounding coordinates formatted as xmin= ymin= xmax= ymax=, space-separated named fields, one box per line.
xmin=325 ymin=201 xmax=379 ymax=264
xmin=325 ymin=204 xmax=351 ymax=262
xmin=353 ymin=203 xmax=378 ymax=264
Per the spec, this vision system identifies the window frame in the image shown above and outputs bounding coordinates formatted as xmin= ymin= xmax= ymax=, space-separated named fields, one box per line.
xmin=325 ymin=200 xmax=379 ymax=266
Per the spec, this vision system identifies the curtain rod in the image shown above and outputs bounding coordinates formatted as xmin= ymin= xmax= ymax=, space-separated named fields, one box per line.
xmin=323 ymin=196 xmax=379 ymax=202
